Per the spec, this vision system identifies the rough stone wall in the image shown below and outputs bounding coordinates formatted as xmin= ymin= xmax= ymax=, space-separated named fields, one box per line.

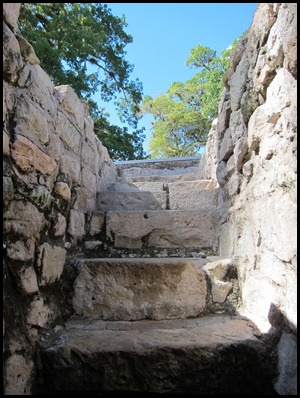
xmin=3 ymin=4 xmax=117 ymax=394
xmin=199 ymin=3 xmax=297 ymax=394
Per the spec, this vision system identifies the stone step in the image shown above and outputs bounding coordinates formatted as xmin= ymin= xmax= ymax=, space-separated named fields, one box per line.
xmin=96 ymin=190 xmax=167 ymax=211
xmin=123 ymin=172 xmax=204 ymax=183
xmin=96 ymin=188 xmax=219 ymax=212
xmin=169 ymin=187 xmax=219 ymax=210
xmin=39 ymin=314 xmax=276 ymax=394
xmin=106 ymin=209 xmax=218 ymax=249
xmin=109 ymin=177 xmax=217 ymax=193
xmin=72 ymin=258 xmax=208 ymax=321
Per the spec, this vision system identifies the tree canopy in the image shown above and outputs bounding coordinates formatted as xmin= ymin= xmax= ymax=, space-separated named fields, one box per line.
xmin=141 ymin=43 xmax=237 ymax=158
xmin=18 ymin=3 xmax=147 ymax=160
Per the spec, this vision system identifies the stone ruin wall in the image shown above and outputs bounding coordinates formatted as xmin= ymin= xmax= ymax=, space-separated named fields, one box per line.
xmin=3 ymin=3 xmax=297 ymax=395
xmin=199 ymin=3 xmax=297 ymax=393
xmin=3 ymin=4 xmax=117 ymax=394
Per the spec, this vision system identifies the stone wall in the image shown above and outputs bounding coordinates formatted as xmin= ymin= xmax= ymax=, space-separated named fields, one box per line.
xmin=3 ymin=4 xmax=117 ymax=394
xmin=199 ymin=3 xmax=297 ymax=395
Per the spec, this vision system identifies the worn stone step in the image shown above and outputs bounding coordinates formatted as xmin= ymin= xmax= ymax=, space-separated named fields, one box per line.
xmin=109 ymin=177 xmax=217 ymax=193
xmin=96 ymin=191 xmax=167 ymax=211
xmin=106 ymin=209 xmax=218 ymax=249
xmin=39 ymin=314 xmax=277 ymax=394
xmin=169 ymin=187 xmax=219 ymax=210
xmin=72 ymin=257 xmax=208 ymax=321
xmin=123 ymin=172 xmax=204 ymax=183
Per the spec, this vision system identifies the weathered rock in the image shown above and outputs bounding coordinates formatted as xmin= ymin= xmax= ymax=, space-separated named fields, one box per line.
xmin=19 ymin=266 xmax=39 ymax=295
xmin=40 ymin=315 xmax=278 ymax=395
xmin=16 ymin=33 xmax=40 ymax=64
xmin=168 ymin=187 xmax=219 ymax=210
xmin=4 ymin=201 xmax=44 ymax=238
xmin=11 ymin=135 xmax=57 ymax=175
xmin=37 ymin=243 xmax=66 ymax=286
xmin=73 ymin=258 xmax=207 ymax=321
xmin=14 ymin=97 xmax=49 ymax=146
xmin=6 ymin=238 xmax=35 ymax=261
xmin=56 ymin=111 xmax=82 ymax=155
xmin=55 ymin=85 xmax=85 ymax=130
xmin=96 ymin=191 xmax=166 ymax=211
xmin=54 ymin=181 xmax=71 ymax=201
xmin=68 ymin=209 xmax=85 ymax=240
xmin=106 ymin=210 xmax=218 ymax=249
xmin=89 ymin=212 xmax=105 ymax=236
xmin=26 ymin=296 xmax=50 ymax=327
xmin=4 ymin=353 xmax=34 ymax=395
xmin=3 ymin=3 xmax=21 ymax=33
xmin=51 ymin=212 xmax=66 ymax=237
xmin=3 ymin=21 xmax=23 ymax=84
xmin=203 ymin=258 xmax=234 ymax=303
xmin=3 ymin=131 xmax=10 ymax=155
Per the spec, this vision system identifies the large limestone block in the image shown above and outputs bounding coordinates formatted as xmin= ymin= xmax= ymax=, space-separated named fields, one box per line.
xmin=3 ymin=21 xmax=23 ymax=84
xmin=96 ymin=191 xmax=167 ymax=211
xmin=106 ymin=210 xmax=218 ymax=249
xmin=168 ymin=179 xmax=218 ymax=190
xmin=72 ymin=258 xmax=207 ymax=320
xmin=112 ymin=179 xmax=165 ymax=193
xmin=11 ymin=135 xmax=57 ymax=175
xmin=4 ymin=353 xmax=34 ymax=395
xmin=3 ymin=3 xmax=21 ymax=32
xmin=37 ymin=243 xmax=66 ymax=286
xmin=125 ymin=172 xmax=202 ymax=183
xmin=40 ymin=315 xmax=276 ymax=394
xmin=56 ymin=112 xmax=82 ymax=155
xmin=55 ymin=85 xmax=85 ymax=130
xmin=4 ymin=201 xmax=44 ymax=238
xmin=14 ymin=98 xmax=49 ymax=146
xmin=169 ymin=187 xmax=219 ymax=210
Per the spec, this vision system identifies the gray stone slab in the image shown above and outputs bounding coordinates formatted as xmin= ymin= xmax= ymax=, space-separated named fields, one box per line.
xmin=106 ymin=210 xmax=218 ymax=249
xmin=72 ymin=258 xmax=207 ymax=320
xmin=169 ymin=187 xmax=219 ymax=210
xmin=125 ymin=172 xmax=203 ymax=183
xmin=40 ymin=314 xmax=275 ymax=394
xmin=96 ymin=191 xmax=166 ymax=211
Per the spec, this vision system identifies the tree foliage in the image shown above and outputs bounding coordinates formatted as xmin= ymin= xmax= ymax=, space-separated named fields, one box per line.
xmin=141 ymin=42 xmax=237 ymax=158
xmin=18 ymin=3 xmax=146 ymax=160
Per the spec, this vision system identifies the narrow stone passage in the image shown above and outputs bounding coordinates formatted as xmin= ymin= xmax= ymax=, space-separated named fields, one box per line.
xmin=39 ymin=158 xmax=279 ymax=395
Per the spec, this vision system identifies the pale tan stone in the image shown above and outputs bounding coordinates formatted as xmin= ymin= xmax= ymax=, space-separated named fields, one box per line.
xmin=3 ymin=3 xmax=21 ymax=32
xmin=14 ymin=98 xmax=49 ymax=145
xmin=56 ymin=111 xmax=82 ymax=154
xmin=169 ymin=188 xmax=219 ymax=210
xmin=4 ymin=201 xmax=44 ymax=238
xmin=6 ymin=238 xmax=35 ymax=261
xmin=11 ymin=135 xmax=57 ymax=175
xmin=37 ymin=243 xmax=66 ymax=286
xmin=3 ymin=21 xmax=23 ymax=84
xmin=106 ymin=210 xmax=218 ymax=249
xmin=96 ymin=191 xmax=166 ymax=211
xmin=68 ymin=209 xmax=85 ymax=239
xmin=55 ymin=85 xmax=85 ymax=129
xmin=16 ymin=33 xmax=40 ymax=64
xmin=90 ymin=212 xmax=105 ymax=236
xmin=54 ymin=182 xmax=71 ymax=201
xmin=203 ymin=258 xmax=234 ymax=303
xmin=3 ymin=131 xmax=10 ymax=155
xmin=52 ymin=213 xmax=66 ymax=237
xmin=73 ymin=258 xmax=207 ymax=320
xmin=81 ymin=166 xmax=97 ymax=190
xmin=73 ymin=187 xmax=88 ymax=212
xmin=4 ymin=354 xmax=34 ymax=395
xmin=26 ymin=296 xmax=50 ymax=327
xmin=59 ymin=151 xmax=81 ymax=183
xmin=20 ymin=266 xmax=39 ymax=295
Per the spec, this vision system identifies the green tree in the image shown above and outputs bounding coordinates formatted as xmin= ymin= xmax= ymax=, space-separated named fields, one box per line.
xmin=18 ymin=3 xmax=146 ymax=160
xmin=141 ymin=42 xmax=237 ymax=158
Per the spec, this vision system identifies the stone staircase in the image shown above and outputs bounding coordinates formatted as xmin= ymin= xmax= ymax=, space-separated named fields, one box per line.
xmin=38 ymin=158 xmax=278 ymax=395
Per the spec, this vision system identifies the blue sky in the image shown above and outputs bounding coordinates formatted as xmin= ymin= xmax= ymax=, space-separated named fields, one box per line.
xmin=94 ymin=3 xmax=258 ymax=155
